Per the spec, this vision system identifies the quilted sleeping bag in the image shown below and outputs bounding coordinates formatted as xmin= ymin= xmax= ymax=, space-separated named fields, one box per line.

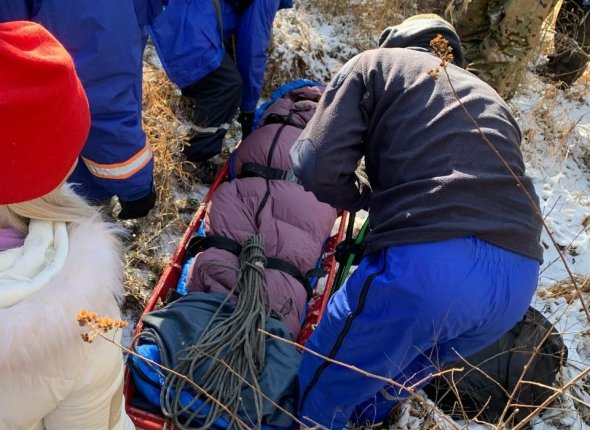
xmin=186 ymin=85 xmax=338 ymax=338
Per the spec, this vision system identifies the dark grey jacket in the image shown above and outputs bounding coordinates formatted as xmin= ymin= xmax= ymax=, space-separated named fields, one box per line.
xmin=289 ymin=47 xmax=543 ymax=262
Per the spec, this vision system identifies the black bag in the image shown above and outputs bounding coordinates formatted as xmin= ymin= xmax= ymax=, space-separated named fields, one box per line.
xmin=424 ymin=307 xmax=567 ymax=426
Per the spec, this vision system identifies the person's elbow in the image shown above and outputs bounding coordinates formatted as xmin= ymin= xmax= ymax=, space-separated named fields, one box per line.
xmin=289 ymin=138 xmax=319 ymax=189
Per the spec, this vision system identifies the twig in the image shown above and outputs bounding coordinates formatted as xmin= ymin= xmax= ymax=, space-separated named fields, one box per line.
xmin=260 ymin=328 xmax=463 ymax=429
xmin=434 ymin=36 xmax=590 ymax=322
xmin=76 ymin=309 xmax=252 ymax=430
xmin=188 ymin=345 xmax=326 ymax=430
xmin=510 ymin=365 xmax=590 ymax=430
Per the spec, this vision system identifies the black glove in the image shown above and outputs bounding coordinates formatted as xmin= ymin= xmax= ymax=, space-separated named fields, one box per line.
xmin=334 ymin=238 xmax=365 ymax=266
xmin=118 ymin=188 xmax=157 ymax=220
xmin=238 ymin=110 xmax=255 ymax=139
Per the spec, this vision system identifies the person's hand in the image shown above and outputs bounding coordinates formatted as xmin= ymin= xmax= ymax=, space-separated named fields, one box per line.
xmin=334 ymin=238 xmax=365 ymax=266
xmin=238 ymin=110 xmax=254 ymax=139
xmin=118 ymin=187 xmax=157 ymax=220
xmin=355 ymin=161 xmax=372 ymax=211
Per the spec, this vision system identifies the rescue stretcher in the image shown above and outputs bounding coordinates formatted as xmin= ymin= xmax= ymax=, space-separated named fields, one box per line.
xmin=123 ymin=161 xmax=349 ymax=430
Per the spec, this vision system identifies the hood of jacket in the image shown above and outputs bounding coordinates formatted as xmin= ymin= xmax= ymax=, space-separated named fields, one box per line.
xmin=0 ymin=216 xmax=125 ymax=372
xmin=378 ymin=14 xmax=465 ymax=68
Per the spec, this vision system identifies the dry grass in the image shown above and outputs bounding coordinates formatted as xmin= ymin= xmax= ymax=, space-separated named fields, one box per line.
xmin=121 ymin=60 xmax=199 ymax=314
xmin=308 ymin=0 xmax=414 ymax=44
xmin=142 ymin=62 xmax=194 ymax=215
xmin=264 ymin=5 xmax=353 ymax=95
xmin=520 ymin=85 xmax=581 ymax=160
xmin=264 ymin=7 xmax=325 ymax=94
xmin=538 ymin=276 xmax=590 ymax=303
xmin=264 ymin=0 xmax=413 ymax=98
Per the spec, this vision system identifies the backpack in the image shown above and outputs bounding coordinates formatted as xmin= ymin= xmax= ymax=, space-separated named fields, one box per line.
xmin=423 ymin=307 xmax=567 ymax=426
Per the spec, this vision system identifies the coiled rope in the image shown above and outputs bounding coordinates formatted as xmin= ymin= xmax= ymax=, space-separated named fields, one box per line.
xmin=161 ymin=234 xmax=269 ymax=429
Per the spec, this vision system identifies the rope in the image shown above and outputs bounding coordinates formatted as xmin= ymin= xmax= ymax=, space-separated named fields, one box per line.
xmin=161 ymin=234 xmax=269 ymax=429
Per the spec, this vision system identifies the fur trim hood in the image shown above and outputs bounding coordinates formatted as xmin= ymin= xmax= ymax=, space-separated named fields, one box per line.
xmin=0 ymin=216 xmax=125 ymax=372
xmin=378 ymin=14 xmax=465 ymax=68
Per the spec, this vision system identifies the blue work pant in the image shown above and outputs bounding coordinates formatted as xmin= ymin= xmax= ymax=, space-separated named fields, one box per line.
xmin=298 ymin=236 xmax=539 ymax=429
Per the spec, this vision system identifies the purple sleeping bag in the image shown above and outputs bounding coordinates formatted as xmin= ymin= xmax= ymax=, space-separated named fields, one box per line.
xmin=186 ymin=86 xmax=337 ymax=338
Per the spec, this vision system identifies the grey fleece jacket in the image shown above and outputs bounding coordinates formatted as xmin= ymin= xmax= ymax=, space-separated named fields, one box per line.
xmin=289 ymin=47 xmax=543 ymax=262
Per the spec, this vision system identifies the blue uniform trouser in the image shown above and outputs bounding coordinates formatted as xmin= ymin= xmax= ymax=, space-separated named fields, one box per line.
xmin=298 ymin=236 xmax=539 ymax=429
xmin=181 ymin=52 xmax=242 ymax=162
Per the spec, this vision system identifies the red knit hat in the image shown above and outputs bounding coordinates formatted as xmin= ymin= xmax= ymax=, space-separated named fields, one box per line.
xmin=0 ymin=21 xmax=90 ymax=204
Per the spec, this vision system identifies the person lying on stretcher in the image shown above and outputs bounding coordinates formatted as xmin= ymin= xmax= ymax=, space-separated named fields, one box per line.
xmin=185 ymin=84 xmax=337 ymax=339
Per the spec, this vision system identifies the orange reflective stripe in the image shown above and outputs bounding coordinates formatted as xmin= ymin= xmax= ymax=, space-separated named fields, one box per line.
xmin=82 ymin=142 xmax=153 ymax=180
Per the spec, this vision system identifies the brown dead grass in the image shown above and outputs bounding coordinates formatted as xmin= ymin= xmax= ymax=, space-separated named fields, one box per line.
xmin=538 ymin=276 xmax=590 ymax=303
xmin=309 ymin=0 xmax=412 ymax=41
xmin=121 ymin=61 xmax=199 ymax=310
xmin=142 ymin=63 xmax=193 ymax=213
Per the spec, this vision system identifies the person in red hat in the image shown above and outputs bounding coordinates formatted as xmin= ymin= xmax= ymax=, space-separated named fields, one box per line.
xmin=0 ymin=21 xmax=135 ymax=429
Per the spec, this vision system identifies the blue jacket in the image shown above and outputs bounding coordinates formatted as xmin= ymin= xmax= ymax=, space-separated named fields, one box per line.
xmin=150 ymin=0 xmax=292 ymax=112
xmin=0 ymin=0 xmax=157 ymax=202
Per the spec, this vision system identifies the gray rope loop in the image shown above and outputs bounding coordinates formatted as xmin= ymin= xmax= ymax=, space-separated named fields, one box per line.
xmin=160 ymin=234 xmax=270 ymax=430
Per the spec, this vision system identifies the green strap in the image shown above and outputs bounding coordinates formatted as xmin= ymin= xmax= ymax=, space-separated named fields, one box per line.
xmin=333 ymin=217 xmax=369 ymax=292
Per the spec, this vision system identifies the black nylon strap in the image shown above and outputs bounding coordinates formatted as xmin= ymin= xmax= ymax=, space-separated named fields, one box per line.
xmin=185 ymin=235 xmax=314 ymax=299
xmin=241 ymin=162 xmax=302 ymax=185
xmin=265 ymin=257 xmax=309 ymax=297
xmin=262 ymin=113 xmax=306 ymax=129
xmin=306 ymin=268 xmax=327 ymax=278
xmin=186 ymin=235 xmax=242 ymax=259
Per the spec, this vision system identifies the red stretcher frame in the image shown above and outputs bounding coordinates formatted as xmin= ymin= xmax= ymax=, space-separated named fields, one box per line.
xmin=123 ymin=162 xmax=348 ymax=430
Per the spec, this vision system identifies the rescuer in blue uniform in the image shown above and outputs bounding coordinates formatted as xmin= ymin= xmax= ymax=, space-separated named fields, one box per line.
xmin=0 ymin=0 xmax=159 ymax=219
xmin=149 ymin=0 xmax=292 ymax=179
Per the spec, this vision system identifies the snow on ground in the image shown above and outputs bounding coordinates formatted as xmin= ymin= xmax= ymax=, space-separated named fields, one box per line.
xmin=511 ymin=74 xmax=590 ymax=430
xmin=512 ymin=80 xmax=590 ymax=278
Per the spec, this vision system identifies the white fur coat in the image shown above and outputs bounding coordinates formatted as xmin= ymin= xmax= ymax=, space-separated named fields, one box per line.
xmin=0 ymin=217 xmax=135 ymax=430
